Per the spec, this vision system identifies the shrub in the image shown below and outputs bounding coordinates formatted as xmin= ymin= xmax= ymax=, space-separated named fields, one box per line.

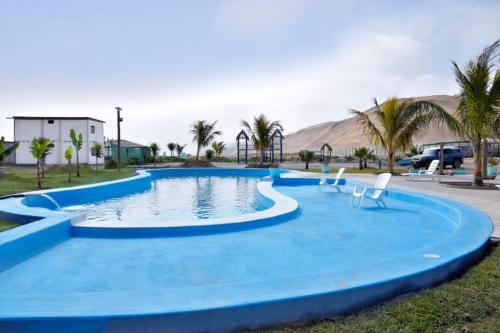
xmin=205 ymin=149 xmax=214 ymax=160
xmin=105 ymin=159 xmax=117 ymax=169
xmin=128 ymin=156 xmax=141 ymax=165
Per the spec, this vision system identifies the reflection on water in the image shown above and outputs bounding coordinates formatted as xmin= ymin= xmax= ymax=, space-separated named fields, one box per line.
xmin=63 ymin=176 xmax=262 ymax=223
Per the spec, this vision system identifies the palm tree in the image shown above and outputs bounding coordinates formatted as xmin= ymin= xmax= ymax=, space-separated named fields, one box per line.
xmin=150 ymin=142 xmax=160 ymax=167
xmin=351 ymin=97 xmax=458 ymax=173
xmin=211 ymin=141 xmax=226 ymax=157
xmin=451 ymin=40 xmax=500 ymax=186
xmin=65 ymin=146 xmax=73 ymax=182
xmin=30 ymin=137 xmax=52 ymax=188
xmin=167 ymin=142 xmax=176 ymax=157
xmin=241 ymin=114 xmax=283 ymax=164
xmin=190 ymin=120 xmax=221 ymax=160
xmin=0 ymin=136 xmax=19 ymax=164
xmin=354 ymin=147 xmax=371 ymax=170
xmin=409 ymin=145 xmax=423 ymax=156
xmin=92 ymin=143 xmax=103 ymax=171
xmin=175 ymin=143 xmax=187 ymax=157
xmin=365 ymin=150 xmax=376 ymax=169
xmin=299 ymin=150 xmax=315 ymax=169
xmin=69 ymin=129 xmax=83 ymax=177
xmin=39 ymin=137 xmax=55 ymax=178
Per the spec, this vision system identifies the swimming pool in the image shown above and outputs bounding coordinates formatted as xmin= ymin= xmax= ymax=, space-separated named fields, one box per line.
xmin=0 ymin=168 xmax=492 ymax=333
xmin=63 ymin=175 xmax=263 ymax=223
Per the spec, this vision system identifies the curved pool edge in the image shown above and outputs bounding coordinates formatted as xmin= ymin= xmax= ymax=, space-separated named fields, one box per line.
xmin=0 ymin=170 xmax=494 ymax=333
xmin=0 ymin=235 xmax=491 ymax=333
xmin=72 ymin=180 xmax=300 ymax=238
xmin=0 ymin=168 xmax=299 ymax=238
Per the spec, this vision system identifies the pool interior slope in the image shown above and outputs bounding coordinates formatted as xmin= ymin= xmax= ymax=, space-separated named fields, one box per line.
xmin=0 ymin=169 xmax=492 ymax=333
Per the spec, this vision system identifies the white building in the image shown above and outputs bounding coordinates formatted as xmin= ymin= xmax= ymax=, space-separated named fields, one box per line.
xmin=11 ymin=116 xmax=105 ymax=165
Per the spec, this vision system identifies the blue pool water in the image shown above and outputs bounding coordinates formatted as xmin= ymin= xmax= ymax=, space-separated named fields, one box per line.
xmin=62 ymin=175 xmax=262 ymax=222
xmin=0 ymin=169 xmax=492 ymax=333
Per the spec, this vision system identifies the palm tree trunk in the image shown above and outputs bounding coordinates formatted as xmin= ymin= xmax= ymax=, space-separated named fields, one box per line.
xmin=196 ymin=145 xmax=200 ymax=160
xmin=305 ymin=161 xmax=309 ymax=170
xmin=482 ymin=138 xmax=488 ymax=179
xmin=41 ymin=157 xmax=45 ymax=178
xmin=473 ymin=140 xmax=483 ymax=186
xmin=359 ymin=159 xmax=363 ymax=170
xmin=76 ymin=152 xmax=80 ymax=177
xmin=36 ymin=159 xmax=42 ymax=189
xmin=364 ymin=159 xmax=367 ymax=169
xmin=260 ymin=149 xmax=265 ymax=165
xmin=68 ymin=162 xmax=72 ymax=182
xmin=387 ymin=150 xmax=394 ymax=174
xmin=95 ymin=156 xmax=98 ymax=171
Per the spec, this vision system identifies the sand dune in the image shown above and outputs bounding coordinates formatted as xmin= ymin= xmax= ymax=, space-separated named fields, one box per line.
xmin=225 ymin=95 xmax=461 ymax=156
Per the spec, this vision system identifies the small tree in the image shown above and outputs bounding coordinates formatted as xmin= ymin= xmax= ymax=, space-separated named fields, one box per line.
xmin=150 ymin=143 xmax=160 ymax=167
xmin=354 ymin=147 xmax=372 ymax=170
xmin=39 ymin=138 xmax=55 ymax=178
xmin=0 ymin=136 xmax=19 ymax=165
xmin=211 ymin=141 xmax=226 ymax=157
xmin=167 ymin=142 xmax=176 ymax=157
xmin=351 ymin=97 xmax=458 ymax=173
xmin=409 ymin=145 xmax=423 ymax=156
xmin=175 ymin=143 xmax=186 ymax=157
xmin=299 ymin=150 xmax=315 ymax=170
xmin=65 ymin=146 xmax=73 ymax=182
xmin=190 ymin=120 xmax=221 ymax=160
xmin=365 ymin=150 xmax=376 ymax=169
xmin=92 ymin=143 xmax=103 ymax=171
xmin=241 ymin=114 xmax=283 ymax=165
xmin=69 ymin=129 xmax=84 ymax=177
xmin=205 ymin=149 xmax=214 ymax=160
xmin=30 ymin=137 xmax=52 ymax=189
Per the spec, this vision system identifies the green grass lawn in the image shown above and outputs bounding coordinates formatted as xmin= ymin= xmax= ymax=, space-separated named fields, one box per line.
xmin=0 ymin=166 xmax=135 ymax=197
xmin=258 ymin=242 xmax=499 ymax=333
xmin=0 ymin=219 xmax=18 ymax=232
xmin=302 ymin=167 xmax=408 ymax=174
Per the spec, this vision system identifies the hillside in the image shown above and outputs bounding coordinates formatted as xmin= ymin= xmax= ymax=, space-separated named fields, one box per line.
xmin=225 ymin=95 xmax=462 ymax=156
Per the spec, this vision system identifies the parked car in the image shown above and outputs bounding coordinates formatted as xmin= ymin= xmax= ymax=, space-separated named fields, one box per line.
xmin=412 ymin=147 xmax=463 ymax=169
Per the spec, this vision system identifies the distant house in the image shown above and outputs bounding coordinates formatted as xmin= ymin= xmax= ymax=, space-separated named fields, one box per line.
xmin=104 ymin=139 xmax=151 ymax=163
xmin=10 ymin=116 xmax=105 ymax=165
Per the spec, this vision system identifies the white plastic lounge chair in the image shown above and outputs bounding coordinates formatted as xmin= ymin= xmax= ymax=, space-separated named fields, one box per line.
xmin=402 ymin=160 xmax=440 ymax=182
xmin=320 ymin=167 xmax=345 ymax=191
xmin=351 ymin=173 xmax=392 ymax=208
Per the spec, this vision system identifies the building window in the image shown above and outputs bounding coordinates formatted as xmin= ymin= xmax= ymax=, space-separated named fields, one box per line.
xmin=90 ymin=125 xmax=95 ymax=134
xmin=47 ymin=119 xmax=54 ymax=124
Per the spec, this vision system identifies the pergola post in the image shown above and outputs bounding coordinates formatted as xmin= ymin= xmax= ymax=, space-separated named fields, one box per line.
xmin=237 ymin=138 xmax=240 ymax=164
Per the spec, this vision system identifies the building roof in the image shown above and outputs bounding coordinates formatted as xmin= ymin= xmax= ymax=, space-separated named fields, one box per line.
xmin=104 ymin=139 xmax=149 ymax=148
xmin=9 ymin=116 xmax=105 ymax=123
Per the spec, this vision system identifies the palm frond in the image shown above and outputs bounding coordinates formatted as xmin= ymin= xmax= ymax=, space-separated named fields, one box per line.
xmin=350 ymin=109 xmax=385 ymax=148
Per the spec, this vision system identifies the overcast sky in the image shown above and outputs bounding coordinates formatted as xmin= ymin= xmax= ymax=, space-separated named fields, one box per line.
xmin=1 ymin=0 xmax=499 ymax=153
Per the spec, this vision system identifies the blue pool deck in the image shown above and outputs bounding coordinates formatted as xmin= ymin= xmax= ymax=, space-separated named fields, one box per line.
xmin=0 ymin=169 xmax=493 ymax=333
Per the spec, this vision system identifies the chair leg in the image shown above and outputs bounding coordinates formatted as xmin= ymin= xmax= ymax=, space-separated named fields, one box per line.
xmin=358 ymin=195 xmax=364 ymax=208
xmin=379 ymin=198 xmax=387 ymax=208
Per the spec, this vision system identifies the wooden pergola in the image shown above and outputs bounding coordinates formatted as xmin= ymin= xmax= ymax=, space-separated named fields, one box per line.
xmin=319 ymin=143 xmax=332 ymax=163
xmin=236 ymin=129 xmax=284 ymax=164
